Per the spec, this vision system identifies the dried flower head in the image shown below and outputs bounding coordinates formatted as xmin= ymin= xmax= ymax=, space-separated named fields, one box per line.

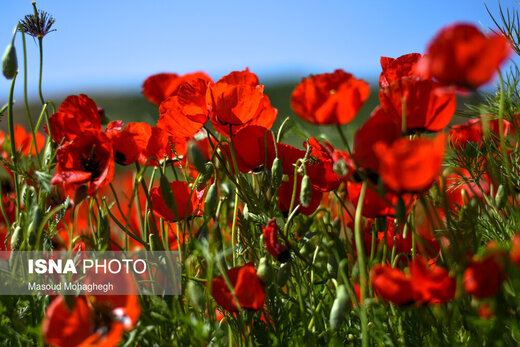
xmin=19 ymin=3 xmax=56 ymax=39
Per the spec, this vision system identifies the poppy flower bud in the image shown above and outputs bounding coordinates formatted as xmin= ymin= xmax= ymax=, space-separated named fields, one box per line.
xmin=327 ymin=254 xmax=338 ymax=278
xmin=187 ymin=281 xmax=205 ymax=311
xmin=330 ymin=285 xmax=349 ymax=329
xmin=149 ymin=233 xmax=164 ymax=251
xmin=204 ymin=183 xmax=218 ymax=218
xmin=2 ymin=43 xmax=17 ymax=79
xmin=256 ymin=257 xmax=273 ymax=284
xmin=277 ymin=261 xmax=291 ymax=287
xmin=196 ymin=162 xmax=214 ymax=191
xmin=10 ymin=224 xmax=22 ymax=251
xmin=495 ymin=184 xmax=506 ymax=210
xmin=300 ymin=175 xmax=312 ymax=207
xmin=159 ymin=174 xmax=176 ymax=211
xmin=187 ymin=141 xmax=209 ymax=173
xmin=271 ymin=158 xmax=283 ymax=189
xmin=27 ymin=206 xmax=43 ymax=247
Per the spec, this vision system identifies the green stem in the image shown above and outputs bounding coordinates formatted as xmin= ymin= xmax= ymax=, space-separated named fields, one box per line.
xmin=353 ymin=180 xmax=368 ymax=347
xmin=7 ymin=72 xmax=21 ymax=216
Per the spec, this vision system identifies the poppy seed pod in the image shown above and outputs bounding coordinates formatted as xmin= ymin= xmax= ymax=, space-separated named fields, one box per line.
xmin=2 ymin=43 xmax=17 ymax=79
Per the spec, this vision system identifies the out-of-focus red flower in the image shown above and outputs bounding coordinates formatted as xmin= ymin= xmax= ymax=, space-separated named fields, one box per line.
xmin=49 ymin=94 xmax=102 ymax=143
xmin=106 ymin=122 xmax=152 ymax=165
xmin=206 ymin=69 xmax=277 ymax=136
xmin=410 ymin=257 xmax=455 ymax=304
xmin=511 ymin=234 xmax=520 ymax=267
xmin=416 ymin=23 xmax=511 ymax=89
xmin=372 ymin=264 xmax=414 ymax=306
xmin=374 ymin=133 xmax=446 ymax=193
xmin=444 ymin=168 xmax=490 ymax=211
xmin=43 ymin=294 xmax=140 ymax=347
xmin=291 ymin=69 xmax=370 ymax=125
xmin=150 ymin=181 xmax=204 ymax=222
xmin=141 ymin=126 xmax=188 ymax=166
xmin=51 ymin=131 xmax=115 ymax=198
xmin=379 ymin=77 xmax=456 ymax=133
xmin=463 ymin=255 xmax=503 ymax=298
xmin=364 ymin=218 xmax=413 ymax=257
xmin=211 ymin=262 xmax=265 ymax=312
xmin=225 ymin=125 xmax=275 ymax=173
xmin=372 ymin=257 xmax=455 ymax=306
xmin=142 ymin=71 xmax=212 ymax=106
xmin=157 ymin=78 xmax=210 ymax=139
xmin=262 ymin=218 xmax=290 ymax=263
xmin=278 ymin=174 xmax=323 ymax=216
xmin=478 ymin=303 xmax=495 ymax=319
xmin=304 ymin=137 xmax=341 ymax=192
xmin=347 ymin=181 xmax=413 ymax=218
xmin=12 ymin=125 xmax=46 ymax=156
xmin=353 ymin=106 xmax=401 ymax=173
xmin=217 ymin=68 xmax=259 ymax=86
xmin=449 ymin=117 xmax=511 ymax=149
xmin=379 ymin=53 xmax=428 ymax=88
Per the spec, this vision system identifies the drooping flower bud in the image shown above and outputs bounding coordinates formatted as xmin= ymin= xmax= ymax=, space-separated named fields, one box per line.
xmin=2 ymin=43 xmax=17 ymax=79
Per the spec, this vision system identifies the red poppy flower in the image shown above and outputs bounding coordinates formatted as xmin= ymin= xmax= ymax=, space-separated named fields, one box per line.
xmin=223 ymin=125 xmax=275 ymax=173
xmin=379 ymin=53 xmax=428 ymax=89
xmin=364 ymin=219 xmax=413 ymax=257
xmin=150 ymin=181 xmax=204 ymax=222
xmin=269 ymin=143 xmax=306 ymax=175
xmin=449 ymin=117 xmax=511 ymax=149
xmin=347 ymin=181 xmax=412 ymax=218
xmin=379 ymin=76 xmax=456 ymax=133
xmin=12 ymin=125 xmax=46 ymax=156
xmin=157 ymin=78 xmax=210 ymax=139
xmin=51 ymin=131 xmax=115 ymax=198
xmin=291 ymin=69 xmax=370 ymax=125
xmin=142 ymin=71 xmax=212 ymax=106
xmin=211 ymin=262 xmax=265 ymax=312
xmin=206 ymin=73 xmax=277 ymax=136
xmin=463 ymin=255 xmax=503 ymax=298
xmin=511 ymin=234 xmax=520 ymax=267
xmin=353 ymin=106 xmax=401 ymax=173
xmin=444 ymin=168 xmax=490 ymax=211
xmin=371 ymin=265 xmax=414 ymax=306
xmin=303 ymin=138 xmax=341 ymax=192
xmin=43 ymin=294 xmax=140 ymax=347
xmin=216 ymin=67 xmax=259 ymax=86
xmin=374 ymin=133 xmax=446 ymax=193
xmin=141 ymin=126 xmax=187 ymax=166
xmin=49 ymin=94 xmax=102 ymax=144
xmin=410 ymin=257 xmax=455 ymax=304
xmin=416 ymin=23 xmax=511 ymax=89
xmin=106 ymin=121 xmax=152 ymax=165
xmin=278 ymin=174 xmax=323 ymax=216
xmin=263 ymin=218 xmax=290 ymax=263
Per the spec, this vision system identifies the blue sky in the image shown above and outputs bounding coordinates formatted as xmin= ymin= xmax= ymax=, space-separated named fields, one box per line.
xmin=0 ymin=0 xmax=518 ymax=100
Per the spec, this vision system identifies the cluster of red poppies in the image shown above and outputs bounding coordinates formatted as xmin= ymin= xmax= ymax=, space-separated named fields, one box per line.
xmin=1 ymin=19 xmax=518 ymax=345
